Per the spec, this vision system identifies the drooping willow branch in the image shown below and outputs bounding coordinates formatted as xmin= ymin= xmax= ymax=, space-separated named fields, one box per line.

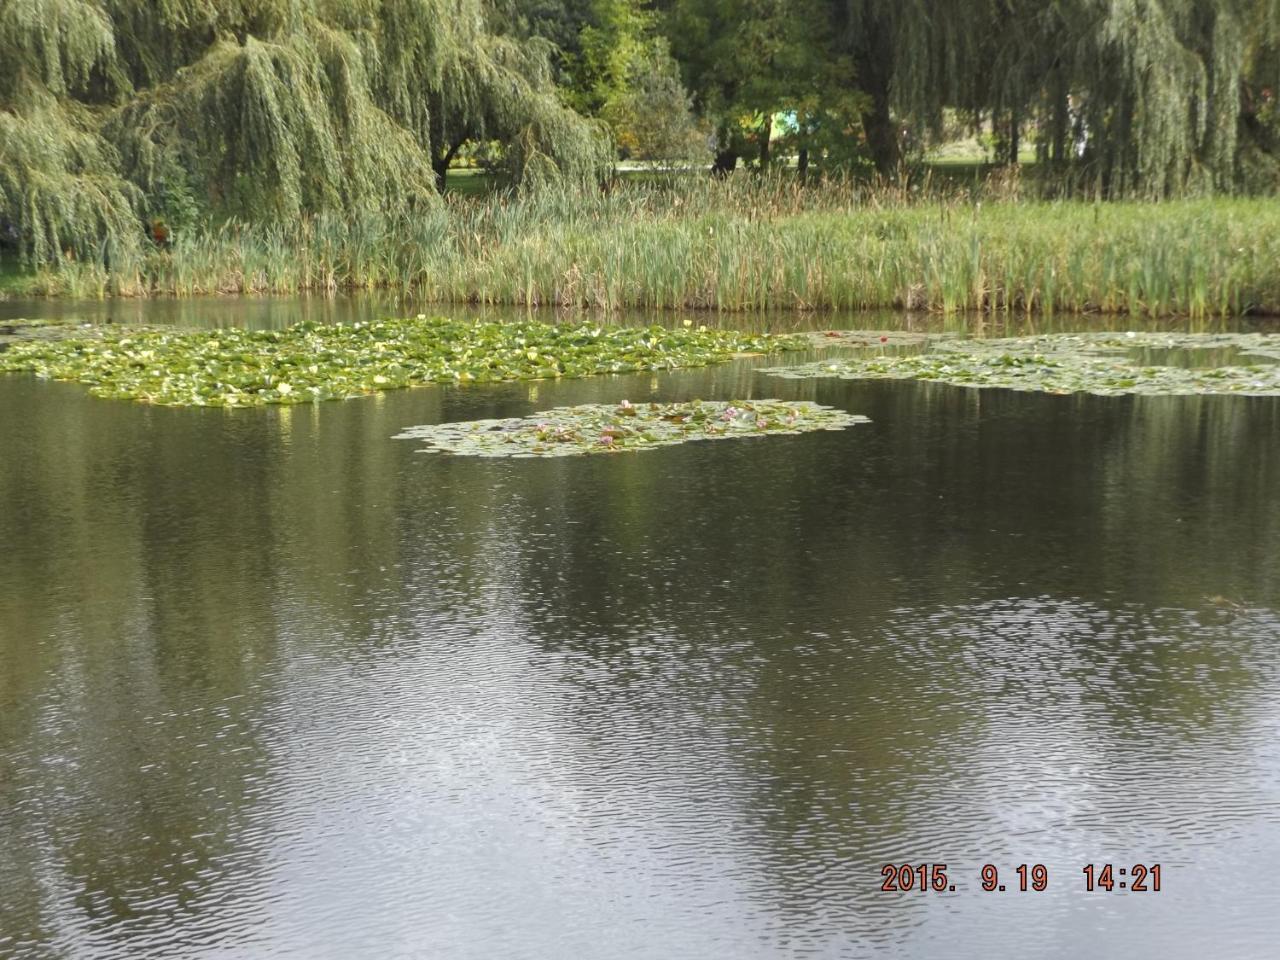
xmin=0 ymin=0 xmax=611 ymax=270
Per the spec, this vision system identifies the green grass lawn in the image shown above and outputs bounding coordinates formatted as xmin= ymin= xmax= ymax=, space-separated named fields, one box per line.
xmin=439 ymin=167 xmax=493 ymax=197
xmin=439 ymin=165 xmax=709 ymax=196
xmin=440 ymin=155 xmax=1042 ymax=198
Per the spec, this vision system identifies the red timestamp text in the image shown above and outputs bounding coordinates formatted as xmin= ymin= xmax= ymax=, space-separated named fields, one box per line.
xmin=880 ymin=863 xmax=1163 ymax=893
xmin=880 ymin=864 xmax=1049 ymax=893
xmin=1082 ymin=863 xmax=1162 ymax=892
xmin=880 ymin=863 xmax=954 ymax=892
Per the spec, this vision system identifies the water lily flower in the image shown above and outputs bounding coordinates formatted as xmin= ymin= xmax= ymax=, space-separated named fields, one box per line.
xmin=277 ymin=382 xmax=293 ymax=395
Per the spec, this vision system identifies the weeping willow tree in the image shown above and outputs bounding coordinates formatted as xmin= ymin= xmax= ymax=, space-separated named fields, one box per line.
xmin=1068 ymin=0 xmax=1280 ymax=194
xmin=421 ymin=28 xmax=613 ymax=191
xmin=0 ymin=0 xmax=140 ymax=267
xmin=960 ymin=0 xmax=1280 ymax=194
xmin=817 ymin=0 xmax=965 ymax=173
xmin=0 ymin=0 xmax=610 ymax=270
xmin=826 ymin=0 xmax=1280 ymax=194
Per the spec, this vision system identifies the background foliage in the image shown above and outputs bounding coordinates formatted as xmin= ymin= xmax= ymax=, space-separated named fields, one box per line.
xmin=2 ymin=0 xmax=1278 ymax=279
xmin=0 ymin=0 xmax=611 ymax=271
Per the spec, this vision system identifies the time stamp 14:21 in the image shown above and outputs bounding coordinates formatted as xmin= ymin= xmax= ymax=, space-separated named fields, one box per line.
xmin=881 ymin=863 xmax=1163 ymax=894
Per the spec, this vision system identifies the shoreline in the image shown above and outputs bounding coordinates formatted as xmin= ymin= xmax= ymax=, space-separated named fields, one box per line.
xmin=4 ymin=187 xmax=1278 ymax=319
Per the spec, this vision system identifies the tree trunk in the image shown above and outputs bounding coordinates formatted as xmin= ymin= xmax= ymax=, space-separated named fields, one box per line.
xmin=711 ymin=149 xmax=739 ymax=176
xmin=758 ymin=115 xmax=772 ymax=169
xmin=860 ymin=94 xmax=900 ymax=175
xmin=1049 ymin=72 xmax=1068 ymax=164
xmin=854 ymin=21 xmax=900 ymax=175
xmin=433 ymin=135 xmax=467 ymax=193
xmin=797 ymin=147 xmax=809 ymax=180
xmin=1008 ymin=108 xmax=1020 ymax=166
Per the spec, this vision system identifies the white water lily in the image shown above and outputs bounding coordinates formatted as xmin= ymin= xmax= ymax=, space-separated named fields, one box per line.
xmin=277 ymin=382 xmax=293 ymax=395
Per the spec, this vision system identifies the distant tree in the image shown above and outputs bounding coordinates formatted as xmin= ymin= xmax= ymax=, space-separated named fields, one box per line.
xmin=604 ymin=40 xmax=706 ymax=164
xmin=822 ymin=0 xmax=1280 ymax=191
xmin=660 ymin=0 xmax=842 ymax=173
xmin=514 ymin=0 xmax=704 ymax=164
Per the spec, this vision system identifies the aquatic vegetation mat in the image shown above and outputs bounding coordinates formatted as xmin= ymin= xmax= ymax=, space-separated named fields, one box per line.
xmin=762 ymin=332 xmax=1280 ymax=396
xmin=0 ymin=316 xmax=804 ymax=406
xmin=393 ymin=400 xmax=868 ymax=458
xmin=0 ymin=317 xmax=89 ymax=348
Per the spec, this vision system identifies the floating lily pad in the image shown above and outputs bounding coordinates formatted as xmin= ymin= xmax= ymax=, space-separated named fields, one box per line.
xmin=0 ymin=315 xmax=806 ymax=406
xmin=804 ymin=329 xmax=942 ymax=350
xmin=393 ymin=400 xmax=869 ymax=458
xmin=0 ymin=317 xmax=94 ymax=351
xmin=762 ymin=331 xmax=1280 ymax=396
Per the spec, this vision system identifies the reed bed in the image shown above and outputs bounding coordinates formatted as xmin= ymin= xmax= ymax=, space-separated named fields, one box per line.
xmin=17 ymin=174 xmax=1280 ymax=318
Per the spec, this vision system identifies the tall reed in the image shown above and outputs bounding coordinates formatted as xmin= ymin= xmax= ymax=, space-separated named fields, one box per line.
xmin=13 ymin=173 xmax=1280 ymax=318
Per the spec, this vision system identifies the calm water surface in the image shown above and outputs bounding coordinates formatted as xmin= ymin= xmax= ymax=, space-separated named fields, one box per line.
xmin=2 ymin=301 xmax=1279 ymax=958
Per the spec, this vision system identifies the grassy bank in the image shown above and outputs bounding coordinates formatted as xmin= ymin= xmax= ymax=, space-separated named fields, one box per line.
xmin=10 ymin=176 xmax=1280 ymax=318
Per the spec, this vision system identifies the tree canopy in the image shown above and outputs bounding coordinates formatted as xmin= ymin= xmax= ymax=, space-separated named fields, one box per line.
xmin=2 ymin=0 xmax=1279 ymax=272
xmin=660 ymin=0 xmax=1280 ymax=189
xmin=0 ymin=0 xmax=611 ymax=267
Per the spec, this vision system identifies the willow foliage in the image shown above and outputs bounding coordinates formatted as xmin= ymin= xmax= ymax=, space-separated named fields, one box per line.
xmin=832 ymin=0 xmax=1280 ymax=194
xmin=0 ymin=0 xmax=610 ymax=270
xmin=1007 ymin=0 xmax=1279 ymax=194
xmin=0 ymin=0 xmax=136 ymax=266
xmin=1079 ymin=0 xmax=1280 ymax=193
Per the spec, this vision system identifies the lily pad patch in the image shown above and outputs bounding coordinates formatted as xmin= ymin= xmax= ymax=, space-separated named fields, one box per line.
xmin=0 ymin=315 xmax=806 ymax=406
xmin=763 ymin=331 xmax=1280 ymax=397
xmin=393 ymin=400 xmax=869 ymax=458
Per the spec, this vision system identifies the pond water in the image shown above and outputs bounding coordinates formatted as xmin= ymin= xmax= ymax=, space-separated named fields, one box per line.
xmin=2 ymin=299 xmax=1279 ymax=959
